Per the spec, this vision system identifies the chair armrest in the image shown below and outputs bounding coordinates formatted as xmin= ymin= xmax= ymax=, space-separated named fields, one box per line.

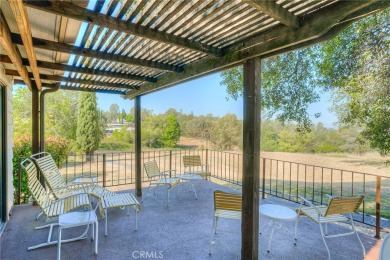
xmin=297 ymin=195 xmax=324 ymax=216
xmin=160 ymin=170 xmax=176 ymax=180
xmin=52 ymin=183 xmax=87 ymax=193
xmin=42 ymin=193 xmax=91 ymax=211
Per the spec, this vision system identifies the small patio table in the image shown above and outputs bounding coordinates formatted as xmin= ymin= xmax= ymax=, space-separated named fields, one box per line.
xmin=259 ymin=204 xmax=298 ymax=253
xmin=177 ymin=173 xmax=202 ymax=199
xmin=57 ymin=210 xmax=98 ymax=260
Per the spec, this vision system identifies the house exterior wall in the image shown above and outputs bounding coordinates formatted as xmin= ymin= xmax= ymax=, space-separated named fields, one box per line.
xmin=0 ymin=64 xmax=13 ymax=221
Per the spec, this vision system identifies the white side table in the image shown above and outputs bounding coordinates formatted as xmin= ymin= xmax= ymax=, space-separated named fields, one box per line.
xmin=178 ymin=173 xmax=202 ymax=199
xmin=57 ymin=210 xmax=98 ymax=260
xmin=259 ymin=204 xmax=298 ymax=253
xmin=71 ymin=176 xmax=98 ymax=184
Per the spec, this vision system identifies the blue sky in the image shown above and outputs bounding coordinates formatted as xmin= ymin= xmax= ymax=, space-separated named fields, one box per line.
xmin=96 ymin=73 xmax=337 ymax=128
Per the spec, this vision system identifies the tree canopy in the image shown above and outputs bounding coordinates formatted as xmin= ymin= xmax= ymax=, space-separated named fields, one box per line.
xmin=319 ymin=10 xmax=390 ymax=155
xmin=220 ymin=10 xmax=390 ymax=154
xmin=76 ymin=92 xmax=101 ymax=155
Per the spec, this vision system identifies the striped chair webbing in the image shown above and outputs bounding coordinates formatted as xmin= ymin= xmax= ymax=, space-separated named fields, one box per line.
xmin=22 ymin=159 xmax=89 ymax=218
xmin=214 ymin=190 xmax=242 ymax=212
xmin=183 ymin=155 xmax=203 ymax=167
xmin=325 ymin=195 xmax=365 ymax=216
xmin=144 ymin=160 xmax=161 ymax=178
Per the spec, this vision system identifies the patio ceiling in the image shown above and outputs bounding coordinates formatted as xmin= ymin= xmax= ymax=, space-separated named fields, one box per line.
xmin=0 ymin=0 xmax=388 ymax=96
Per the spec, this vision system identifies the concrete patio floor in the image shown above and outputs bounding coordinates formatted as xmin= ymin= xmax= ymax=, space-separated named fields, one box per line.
xmin=0 ymin=181 xmax=380 ymax=260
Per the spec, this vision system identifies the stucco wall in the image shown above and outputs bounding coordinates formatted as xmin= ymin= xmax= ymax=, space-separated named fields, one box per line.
xmin=0 ymin=64 xmax=13 ymax=220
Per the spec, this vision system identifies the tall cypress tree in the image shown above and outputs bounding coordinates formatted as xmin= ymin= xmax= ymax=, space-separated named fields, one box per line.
xmin=76 ymin=92 xmax=100 ymax=155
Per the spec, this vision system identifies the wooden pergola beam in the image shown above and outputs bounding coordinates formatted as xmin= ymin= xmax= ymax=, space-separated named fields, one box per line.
xmin=128 ymin=1 xmax=383 ymax=98
xmin=0 ymin=10 xmax=32 ymax=90
xmin=11 ymin=33 xmax=183 ymax=73
xmin=23 ymin=0 xmax=222 ymax=57
xmin=14 ymin=80 xmax=126 ymax=95
xmin=8 ymin=0 xmax=42 ymax=90
xmin=244 ymin=0 xmax=299 ymax=28
xmin=6 ymin=69 xmax=139 ymax=90
xmin=0 ymin=54 xmax=156 ymax=83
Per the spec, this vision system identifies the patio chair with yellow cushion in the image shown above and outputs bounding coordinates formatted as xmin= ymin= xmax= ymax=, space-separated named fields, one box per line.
xmin=143 ymin=160 xmax=180 ymax=207
xmin=183 ymin=155 xmax=211 ymax=180
xmin=20 ymin=158 xmax=93 ymax=251
xmin=209 ymin=190 xmax=242 ymax=255
xmin=296 ymin=194 xmax=365 ymax=260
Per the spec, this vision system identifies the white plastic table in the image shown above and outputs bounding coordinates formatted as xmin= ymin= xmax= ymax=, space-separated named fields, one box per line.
xmin=72 ymin=176 xmax=98 ymax=184
xmin=178 ymin=173 xmax=202 ymax=199
xmin=259 ymin=204 xmax=298 ymax=253
xmin=57 ymin=210 xmax=98 ymax=260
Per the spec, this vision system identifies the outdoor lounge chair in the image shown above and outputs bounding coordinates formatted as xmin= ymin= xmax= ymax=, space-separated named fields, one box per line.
xmin=296 ymin=194 xmax=365 ymax=260
xmin=143 ymin=160 xmax=180 ymax=207
xmin=20 ymin=158 xmax=93 ymax=251
xmin=30 ymin=152 xmax=140 ymax=223
xmin=209 ymin=190 xmax=242 ymax=255
xmin=183 ymin=155 xmax=211 ymax=180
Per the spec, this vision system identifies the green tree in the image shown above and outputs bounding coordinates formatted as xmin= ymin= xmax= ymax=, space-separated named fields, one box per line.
xmin=210 ymin=114 xmax=241 ymax=150
xmin=12 ymin=87 xmax=32 ymax=136
xmin=159 ymin=114 xmax=181 ymax=147
xmin=220 ymin=47 xmax=321 ymax=132
xmin=107 ymin=103 xmax=119 ymax=122
xmin=76 ymin=92 xmax=101 ymax=155
xmin=319 ymin=10 xmax=390 ymax=155
xmin=45 ymin=90 xmax=79 ymax=141
xmin=118 ymin=109 xmax=126 ymax=124
xmin=112 ymin=126 xmax=133 ymax=143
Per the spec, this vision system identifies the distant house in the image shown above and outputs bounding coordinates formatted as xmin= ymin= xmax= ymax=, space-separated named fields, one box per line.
xmin=105 ymin=123 xmax=134 ymax=135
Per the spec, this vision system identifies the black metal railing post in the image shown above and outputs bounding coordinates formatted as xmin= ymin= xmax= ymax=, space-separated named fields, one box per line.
xmin=375 ymin=176 xmax=381 ymax=238
xmin=169 ymin=150 xmax=172 ymax=178
xmin=103 ymin=154 xmax=107 ymax=187
xmin=262 ymin=158 xmax=266 ymax=199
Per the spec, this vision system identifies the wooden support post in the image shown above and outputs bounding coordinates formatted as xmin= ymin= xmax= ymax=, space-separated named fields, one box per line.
xmin=32 ymin=88 xmax=39 ymax=154
xmin=135 ymin=96 xmax=142 ymax=197
xmin=262 ymin=158 xmax=266 ymax=199
xmin=375 ymin=176 xmax=381 ymax=238
xmin=242 ymin=58 xmax=261 ymax=259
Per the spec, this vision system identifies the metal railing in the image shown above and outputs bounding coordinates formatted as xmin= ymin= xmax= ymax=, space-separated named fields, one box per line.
xmin=15 ymin=149 xmax=389 ymax=236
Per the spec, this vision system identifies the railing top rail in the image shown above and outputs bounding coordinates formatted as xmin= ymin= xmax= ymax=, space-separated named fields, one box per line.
xmin=261 ymin=157 xmax=389 ymax=179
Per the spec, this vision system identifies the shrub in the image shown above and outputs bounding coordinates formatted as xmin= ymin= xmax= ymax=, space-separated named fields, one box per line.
xmin=99 ymin=139 xmax=132 ymax=151
xmin=13 ymin=134 xmax=69 ymax=204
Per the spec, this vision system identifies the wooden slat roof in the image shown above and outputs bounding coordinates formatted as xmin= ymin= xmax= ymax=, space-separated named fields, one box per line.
xmin=0 ymin=0 xmax=388 ymax=96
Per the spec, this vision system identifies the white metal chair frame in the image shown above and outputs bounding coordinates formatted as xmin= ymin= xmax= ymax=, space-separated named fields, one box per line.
xmin=209 ymin=190 xmax=242 ymax=255
xmin=21 ymin=158 xmax=93 ymax=251
xmin=143 ymin=160 xmax=180 ymax=207
xmin=183 ymin=155 xmax=211 ymax=180
xmin=30 ymin=152 xmax=116 ymax=217
xmin=297 ymin=194 xmax=365 ymax=260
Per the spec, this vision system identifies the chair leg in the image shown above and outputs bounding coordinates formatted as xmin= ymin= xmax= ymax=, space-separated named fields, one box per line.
xmin=167 ymin=187 xmax=170 ymax=207
xmin=57 ymin=227 xmax=62 ymax=260
xmin=94 ymin=220 xmax=98 ymax=254
xmin=319 ymin=222 xmax=331 ymax=260
xmin=294 ymin=217 xmax=298 ymax=244
xmin=209 ymin=216 xmax=217 ymax=255
xmin=135 ymin=209 xmax=138 ymax=231
xmin=105 ymin=208 xmax=108 ymax=236
xmin=267 ymin=220 xmax=276 ymax=253
xmin=349 ymin=214 xmax=365 ymax=256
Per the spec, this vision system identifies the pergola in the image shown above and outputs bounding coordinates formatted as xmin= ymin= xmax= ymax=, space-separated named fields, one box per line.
xmin=0 ymin=0 xmax=388 ymax=258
